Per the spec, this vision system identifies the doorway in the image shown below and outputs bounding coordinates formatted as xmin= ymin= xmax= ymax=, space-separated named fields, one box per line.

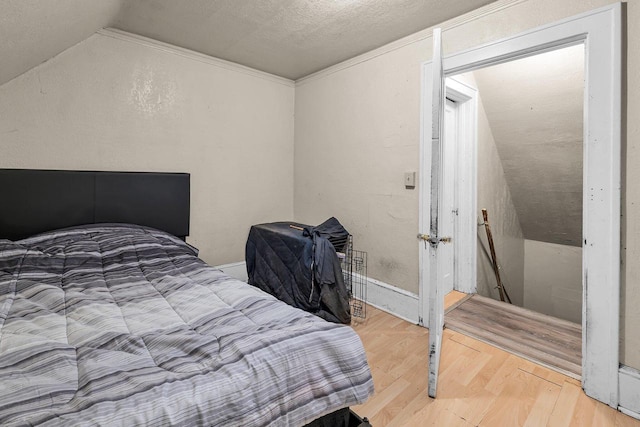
xmin=469 ymin=44 xmax=584 ymax=321
xmin=443 ymin=44 xmax=585 ymax=378
xmin=419 ymin=3 xmax=621 ymax=406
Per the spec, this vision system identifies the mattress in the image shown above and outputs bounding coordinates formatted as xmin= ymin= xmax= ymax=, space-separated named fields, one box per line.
xmin=0 ymin=224 xmax=373 ymax=426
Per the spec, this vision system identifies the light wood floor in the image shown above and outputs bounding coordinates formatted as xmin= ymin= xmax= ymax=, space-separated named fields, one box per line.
xmin=445 ymin=294 xmax=582 ymax=378
xmin=351 ymin=302 xmax=639 ymax=426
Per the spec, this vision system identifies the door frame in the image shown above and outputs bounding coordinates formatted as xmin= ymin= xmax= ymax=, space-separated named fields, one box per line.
xmin=445 ymin=78 xmax=478 ymax=295
xmin=419 ymin=3 xmax=621 ymax=406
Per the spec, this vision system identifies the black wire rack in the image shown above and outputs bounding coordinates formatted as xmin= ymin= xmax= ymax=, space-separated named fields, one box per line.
xmin=339 ymin=236 xmax=367 ymax=319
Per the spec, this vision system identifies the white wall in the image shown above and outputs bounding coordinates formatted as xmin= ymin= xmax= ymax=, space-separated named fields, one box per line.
xmin=472 ymin=79 xmax=525 ymax=306
xmin=471 ymin=45 xmax=584 ymax=247
xmin=523 ymin=240 xmax=582 ymax=323
xmin=294 ymin=0 xmax=639 ymax=369
xmin=0 ymin=31 xmax=295 ymax=267
xmin=295 ymin=43 xmax=423 ymax=294
xmin=1 ymin=0 xmax=638 ymax=372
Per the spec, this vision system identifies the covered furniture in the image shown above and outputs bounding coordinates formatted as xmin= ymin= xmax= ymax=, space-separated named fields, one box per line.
xmin=245 ymin=218 xmax=352 ymax=324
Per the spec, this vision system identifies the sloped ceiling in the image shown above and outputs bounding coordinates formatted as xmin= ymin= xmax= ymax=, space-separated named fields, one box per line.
xmin=0 ymin=0 xmax=497 ymax=87
xmin=471 ymin=44 xmax=585 ymax=247
xmin=112 ymin=0 xmax=497 ymax=80
xmin=0 ymin=0 xmax=123 ymax=87
xmin=1 ymin=1 xmax=582 ymax=249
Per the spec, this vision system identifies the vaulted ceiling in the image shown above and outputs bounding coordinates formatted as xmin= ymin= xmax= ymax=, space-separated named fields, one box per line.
xmin=0 ymin=0 xmax=122 ymax=88
xmin=0 ymin=0 xmax=498 ymax=86
xmin=2 ymin=0 xmax=581 ymax=248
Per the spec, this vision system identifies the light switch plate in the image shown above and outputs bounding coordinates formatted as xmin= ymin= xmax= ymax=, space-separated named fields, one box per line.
xmin=404 ymin=172 xmax=416 ymax=188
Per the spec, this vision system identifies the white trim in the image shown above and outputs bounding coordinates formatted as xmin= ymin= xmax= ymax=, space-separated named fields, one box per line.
xmin=420 ymin=3 xmax=621 ymax=407
xmin=214 ymin=261 xmax=248 ymax=282
xmin=440 ymin=98 xmax=458 ymax=296
xmin=619 ymin=365 xmax=640 ymax=419
xmin=97 ymin=28 xmax=295 ymax=88
xmin=418 ymin=61 xmax=431 ymax=328
xmin=214 ymin=261 xmax=421 ymax=325
xmin=361 ymin=275 xmax=420 ymax=325
xmin=445 ymin=77 xmax=478 ymax=295
xmin=295 ymin=0 xmax=525 ymax=86
xmin=442 ymin=5 xmax=613 ymax=75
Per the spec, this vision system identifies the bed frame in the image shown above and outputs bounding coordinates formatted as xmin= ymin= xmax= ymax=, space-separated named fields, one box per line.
xmin=0 ymin=168 xmax=365 ymax=426
xmin=0 ymin=169 xmax=190 ymax=240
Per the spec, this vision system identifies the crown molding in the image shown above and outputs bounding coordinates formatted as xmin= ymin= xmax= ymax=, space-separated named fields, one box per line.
xmin=98 ymin=28 xmax=295 ymax=88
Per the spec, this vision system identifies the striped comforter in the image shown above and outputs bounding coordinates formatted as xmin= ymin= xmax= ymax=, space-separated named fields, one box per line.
xmin=0 ymin=224 xmax=373 ymax=426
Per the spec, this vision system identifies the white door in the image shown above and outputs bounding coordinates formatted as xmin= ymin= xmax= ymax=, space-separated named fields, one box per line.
xmin=426 ymin=89 xmax=456 ymax=399
xmin=441 ymin=99 xmax=458 ymax=295
xmin=426 ymin=27 xmax=446 ymax=398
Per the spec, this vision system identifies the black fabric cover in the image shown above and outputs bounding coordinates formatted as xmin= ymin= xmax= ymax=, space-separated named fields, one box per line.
xmin=303 ymin=408 xmax=370 ymax=427
xmin=246 ymin=217 xmax=351 ymax=324
xmin=303 ymin=407 xmax=350 ymax=427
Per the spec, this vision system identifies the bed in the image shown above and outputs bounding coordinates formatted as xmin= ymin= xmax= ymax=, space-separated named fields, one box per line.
xmin=0 ymin=169 xmax=373 ymax=426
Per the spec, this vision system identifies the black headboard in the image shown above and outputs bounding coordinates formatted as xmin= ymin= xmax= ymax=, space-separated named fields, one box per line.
xmin=0 ymin=169 xmax=190 ymax=240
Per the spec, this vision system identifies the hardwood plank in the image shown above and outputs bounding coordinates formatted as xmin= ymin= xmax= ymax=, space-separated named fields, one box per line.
xmin=376 ymin=360 xmax=429 ymax=425
xmin=351 ymin=305 xmax=639 ymax=426
xmin=445 ymin=294 xmax=582 ymax=376
xmin=354 ymin=377 xmax=411 ymax=420
xmin=405 ymin=398 xmax=475 ymax=426
xmin=518 ymin=359 xmax=572 ymax=387
xmin=547 ymin=381 xmax=582 ymax=426
xmin=480 ymin=369 xmax=546 ymax=426
xmin=438 ymin=353 xmax=503 ymax=425
xmin=523 ymin=378 xmax=562 ymax=427
xmin=618 ymin=411 xmax=640 ymax=427
xmin=445 ymin=290 xmax=471 ymax=312
xmin=449 ymin=296 xmax=581 ymax=353
xmin=439 ymin=334 xmax=480 ymax=376
xmin=589 ymin=401 xmax=617 ymax=427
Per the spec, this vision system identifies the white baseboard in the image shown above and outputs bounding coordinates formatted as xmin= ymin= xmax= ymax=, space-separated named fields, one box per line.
xmin=357 ymin=274 xmax=420 ymax=325
xmin=619 ymin=365 xmax=640 ymax=419
xmin=214 ymin=261 xmax=248 ymax=282
xmin=213 ymin=261 xmax=420 ymax=324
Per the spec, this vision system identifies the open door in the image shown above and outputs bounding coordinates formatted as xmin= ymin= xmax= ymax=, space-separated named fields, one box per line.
xmin=425 ymin=27 xmax=446 ymax=398
xmin=420 ymin=5 xmax=621 ymax=406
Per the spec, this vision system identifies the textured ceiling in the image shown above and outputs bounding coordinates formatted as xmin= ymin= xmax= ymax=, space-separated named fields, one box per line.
xmin=470 ymin=44 xmax=585 ymax=247
xmin=112 ymin=0 xmax=498 ymax=80
xmin=0 ymin=0 xmax=498 ymax=86
xmin=0 ymin=0 xmax=122 ymax=87
xmin=1 ymin=1 xmax=582 ymax=248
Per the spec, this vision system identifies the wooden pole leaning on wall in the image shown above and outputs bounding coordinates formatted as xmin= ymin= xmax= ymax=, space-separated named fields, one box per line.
xmin=481 ymin=209 xmax=512 ymax=304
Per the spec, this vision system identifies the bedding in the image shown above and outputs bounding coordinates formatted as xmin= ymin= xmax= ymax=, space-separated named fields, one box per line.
xmin=0 ymin=224 xmax=373 ymax=426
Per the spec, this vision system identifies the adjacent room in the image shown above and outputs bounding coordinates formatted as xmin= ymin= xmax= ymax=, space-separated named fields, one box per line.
xmin=0 ymin=0 xmax=638 ymax=425
xmin=472 ymin=45 xmax=585 ymax=323
xmin=445 ymin=44 xmax=585 ymax=378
